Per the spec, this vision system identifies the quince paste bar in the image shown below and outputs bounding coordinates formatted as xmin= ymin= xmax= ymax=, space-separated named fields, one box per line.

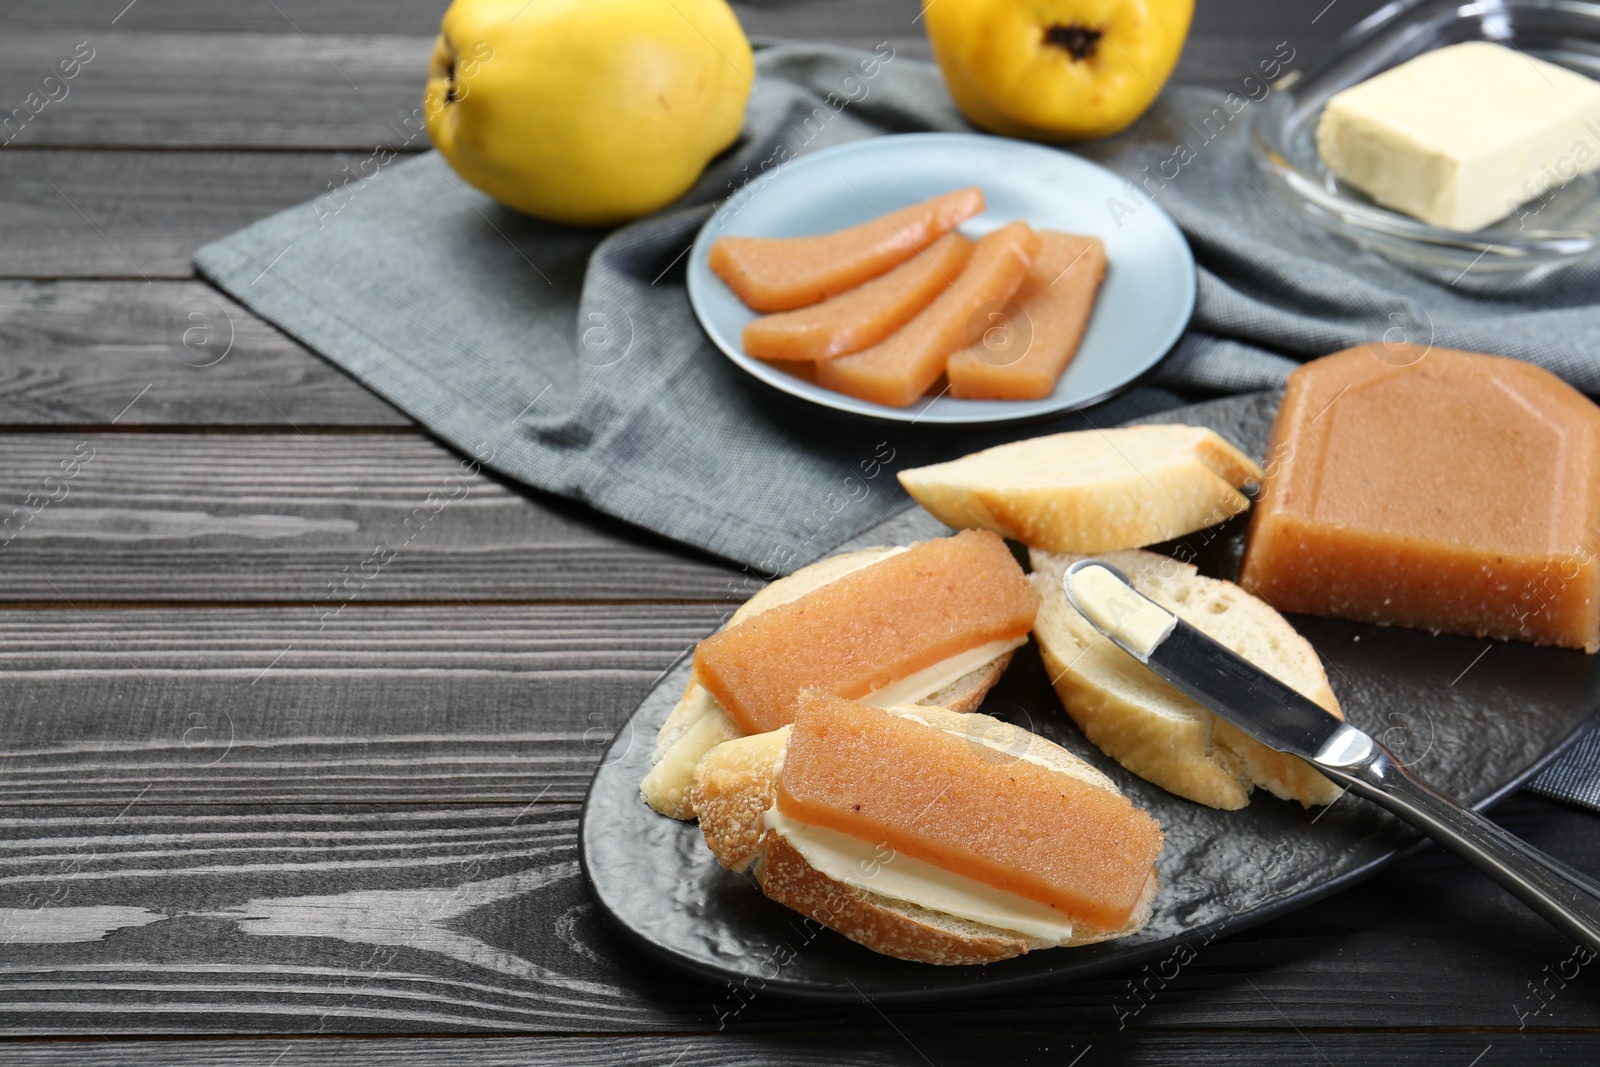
xmin=1239 ymin=345 xmax=1600 ymax=652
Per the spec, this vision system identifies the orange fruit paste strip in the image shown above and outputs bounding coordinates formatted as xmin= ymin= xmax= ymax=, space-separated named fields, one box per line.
xmin=776 ymin=693 xmax=1165 ymax=930
xmin=742 ymin=232 xmax=975 ymax=361
xmin=947 ymin=231 xmax=1106 ymax=401
xmin=708 ymin=187 xmax=984 ymax=313
xmin=813 ymin=220 xmax=1039 ymax=408
xmin=691 ymin=530 xmax=1037 ymax=735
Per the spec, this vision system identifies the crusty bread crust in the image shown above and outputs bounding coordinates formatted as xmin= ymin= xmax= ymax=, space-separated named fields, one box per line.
xmin=690 ymin=706 xmax=1159 ymax=964
xmin=643 ymin=545 xmax=1016 ymax=819
xmin=759 ymin=835 xmax=1028 ymax=964
xmin=1029 ymin=548 xmax=1344 ymax=810
xmin=897 ymin=425 xmax=1264 ymax=553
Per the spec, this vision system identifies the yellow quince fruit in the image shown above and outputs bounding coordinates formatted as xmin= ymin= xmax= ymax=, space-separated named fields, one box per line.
xmin=923 ymin=0 xmax=1193 ymax=142
xmin=425 ymin=0 xmax=754 ymax=226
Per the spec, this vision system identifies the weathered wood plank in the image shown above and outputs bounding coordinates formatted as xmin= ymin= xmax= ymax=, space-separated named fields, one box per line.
xmin=0 ymin=433 xmax=744 ymax=603
xmin=0 ymin=796 xmax=1598 ymax=1037
xmin=0 ymin=804 xmax=666 ymax=1034
xmin=0 ymin=281 xmax=411 ymax=427
xmin=0 ymin=33 xmax=432 ymax=150
xmin=0 ymin=33 xmax=1360 ymax=276
xmin=0 ymin=1035 xmax=910 ymax=1066
xmin=0 ymin=604 xmax=723 ymax=804
xmin=0 ymin=0 xmax=1377 ymax=59
xmin=1 ymin=0 xmax=453 ymax=34
xmin=0 ymin=1032 xmax=1578 ymax=1065
xmin=0 ymin=28 xmax=1343 ymax=152
xmin=0 ymin=0 xmax=932 ymax=43
xmin=0 ymin=151 xmax=352 ymax=279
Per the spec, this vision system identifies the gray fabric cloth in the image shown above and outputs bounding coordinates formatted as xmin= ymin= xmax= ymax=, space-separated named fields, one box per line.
xmin=195 ymin=44 xmax=1193 ymax=579
xmin=1528 ymin=728 xmax=1600 ymax=810
xmin=193 ymin=43 xmax=1600 ymax=573
xmin=194 ymin=43 xmax=1600 ymax=806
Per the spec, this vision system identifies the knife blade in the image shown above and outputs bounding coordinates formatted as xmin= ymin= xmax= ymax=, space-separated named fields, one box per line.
xmin=1059 ymin=556 xmax=1600 ymax=951
xmin=1060 ymin=558 xmax=1349 ymax=763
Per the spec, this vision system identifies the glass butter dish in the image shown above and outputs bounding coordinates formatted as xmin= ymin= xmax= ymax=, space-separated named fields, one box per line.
xmin=1251 ymin=0 xmax=1600 ymax=277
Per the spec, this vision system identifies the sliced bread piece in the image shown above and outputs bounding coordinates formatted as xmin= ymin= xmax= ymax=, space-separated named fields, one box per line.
xmin=898 ymin=425 xmax=1263 ymax=553
xmin=641 ymin=545 xmax=1014 ymax=820
xmin=1029 ymin=548 xmax=1344 ymax=810
xmin=691 ymin=704 xmax=1159 ymax=964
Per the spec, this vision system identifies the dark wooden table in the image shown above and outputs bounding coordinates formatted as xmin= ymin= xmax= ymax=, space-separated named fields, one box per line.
xmin=3 ymin=1 xmax=1599 ymax=1063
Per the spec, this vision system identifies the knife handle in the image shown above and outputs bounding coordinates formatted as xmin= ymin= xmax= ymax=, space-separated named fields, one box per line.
xmin=1316 ymin=725 xmax=1600 ymax=953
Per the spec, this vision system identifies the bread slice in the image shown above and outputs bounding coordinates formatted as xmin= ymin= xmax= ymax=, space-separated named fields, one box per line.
xmin=1029 ymin=548 xmax=1344 ymax=810
xmin=897 ymin=425 xmax=1263 ymax=553
xmin=691 ymin=705 xmax=1159 ymax=964
xmin=641 ymin=546 xmax=1014 ymax=820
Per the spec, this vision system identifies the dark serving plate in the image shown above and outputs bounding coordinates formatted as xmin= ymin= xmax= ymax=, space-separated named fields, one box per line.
xmin=579 ymin=391 xmax=1600 ymax=1001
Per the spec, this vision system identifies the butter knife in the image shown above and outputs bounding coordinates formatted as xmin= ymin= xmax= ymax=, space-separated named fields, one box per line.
xmin=1062 ymin=559 xmax=1600 ymax=952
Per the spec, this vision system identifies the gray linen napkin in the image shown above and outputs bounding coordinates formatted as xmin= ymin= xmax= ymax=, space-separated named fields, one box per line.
xmin=193 ymin=42 xmax=1600 ymax=806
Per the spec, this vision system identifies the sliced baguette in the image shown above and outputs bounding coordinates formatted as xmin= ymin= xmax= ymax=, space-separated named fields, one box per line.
xmin=898 ymin=425 xmax=1263 ymax=553
xmin=691 ymin=705 xmax=1158 ymax=964
xmin=641 ymin=545 xmax=1014 ymax=820
xmin=1029 ymin=548 xmax=1344 ymax=810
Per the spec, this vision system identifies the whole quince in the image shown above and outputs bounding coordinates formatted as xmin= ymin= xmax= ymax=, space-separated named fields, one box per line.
xmin=425 ymin=0 xmax=753 ymax=226
xmin=923 ymin=0 xmax=1192 ymax=142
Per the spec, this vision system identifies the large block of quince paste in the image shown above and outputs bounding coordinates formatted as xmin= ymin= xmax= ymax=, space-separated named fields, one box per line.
xmin=1239 ymin=345 xmax=1600 ymax=652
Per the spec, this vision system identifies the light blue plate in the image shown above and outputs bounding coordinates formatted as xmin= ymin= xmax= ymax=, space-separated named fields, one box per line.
xmin=686 ymin=132 xmax=1196 ymax=425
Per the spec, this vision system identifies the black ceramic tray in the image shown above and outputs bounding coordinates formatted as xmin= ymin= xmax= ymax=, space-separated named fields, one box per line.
xmin=579 ymin=391 xmax=1600 ymax=1001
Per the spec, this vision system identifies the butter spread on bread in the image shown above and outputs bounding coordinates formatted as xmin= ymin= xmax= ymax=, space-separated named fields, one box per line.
xmin=1031 ymin=548 xmax=1344 ymax=810
xmin=898 ymin=425 xmax=1262 ymax=553
xmin=691 ymin=696 xmax=1162 ymax=964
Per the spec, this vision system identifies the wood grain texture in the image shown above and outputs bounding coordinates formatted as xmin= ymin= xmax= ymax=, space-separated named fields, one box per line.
xmin=0 ymin=281 xmax=411 ymax=427
xmin=0 ymin=1036 xmax=911 ymax=1066
xmin=0 ymin=0 xmax=1593 ymax=1059
xmin=0 ymin=0 xmax=923 ymax=36
xmin=0 ymin=27 xmax=1369 ymax=152
xmin=0 ymin=796 xmax=1598 ymax=1038
xmin=0 ymin=433 xmax=744 ymax=603
xmin=0 ymin=1033 xmax=1583 ymax=1066
xmin=0 ymin=604 xmax=722 ymax=804
xmin=0 ymin=0 xmax=455 ymax=34
xmin=0 ymin=150 xmax=359 ymax=279
xmin=0 ymin=33 xmax=432 ymax=150
xmin=0 ymin=15 xmax=1393 ymax=277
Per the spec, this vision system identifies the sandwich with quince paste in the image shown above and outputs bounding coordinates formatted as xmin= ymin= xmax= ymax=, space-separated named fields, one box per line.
xmin=692 ymin=691 xmax=1164 ymax=964
xmin=642 ymin=529 xmax=1038 ymax=819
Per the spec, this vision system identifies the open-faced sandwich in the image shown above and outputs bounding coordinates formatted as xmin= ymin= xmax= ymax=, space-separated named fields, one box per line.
xmin=637 ymin=354 xmax=1600 ymax=964
xmin=641 ymin=529 xmax=1038 ymax=819
xmin=692 ymin=691 xmax=1164 ymax=964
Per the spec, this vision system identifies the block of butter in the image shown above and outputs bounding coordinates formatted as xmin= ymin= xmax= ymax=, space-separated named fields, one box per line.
xmin=1315 ymin=41 xmax=1600 ymax=231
